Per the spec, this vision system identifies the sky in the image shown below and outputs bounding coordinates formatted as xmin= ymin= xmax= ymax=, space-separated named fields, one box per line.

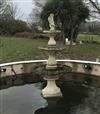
xmin=9 ymin=0 xmax=100 ymax=22
xmin=9 ymin=0 xmax=33 ymax=21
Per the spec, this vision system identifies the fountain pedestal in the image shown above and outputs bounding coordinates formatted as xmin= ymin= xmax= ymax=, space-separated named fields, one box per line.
xmin=46 ymin=53 xmax=57 ymax=69
xmin=42 ymin=77 xmax=62 ymax=98
xmin=48 ymin=36 xmax=56 ymax=46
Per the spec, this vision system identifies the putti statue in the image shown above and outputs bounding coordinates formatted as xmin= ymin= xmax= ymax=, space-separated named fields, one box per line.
xmin=48 ymin=13 xmax=55 ymax=31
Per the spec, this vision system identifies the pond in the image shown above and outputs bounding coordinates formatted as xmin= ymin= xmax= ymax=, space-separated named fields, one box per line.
xmin=0 ymin=74 xmax=100 ymax=114
xmin=0 ymin=83 xmax=47 ymax=114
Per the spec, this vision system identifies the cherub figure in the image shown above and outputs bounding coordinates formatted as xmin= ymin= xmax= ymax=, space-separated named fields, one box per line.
xmin=48 ymin=13 xmax=55 ymax=31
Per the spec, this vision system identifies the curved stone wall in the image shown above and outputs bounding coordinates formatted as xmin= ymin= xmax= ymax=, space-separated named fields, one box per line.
xmin=0 ymin=60 xmax=100 ymax=78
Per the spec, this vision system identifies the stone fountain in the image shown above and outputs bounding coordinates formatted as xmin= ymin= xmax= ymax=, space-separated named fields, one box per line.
xmin=40 ymin=13 xmax=64 ymax=98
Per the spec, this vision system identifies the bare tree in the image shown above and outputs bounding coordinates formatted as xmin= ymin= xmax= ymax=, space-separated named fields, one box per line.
xmin=29 ymin=0 xmax=46 ymax=30
xmin=0 ymin=0 xmax=7 ymax=18
xmin=30 ymin=0 xmax=46 ymax=22
xmin=7 ymin=3 xmax=24 ymax=20
xmin=89 ymin=0 xmax=100 ymax=14
xmin=84 ymin=0 xmax=100 ymax=20
xmin=1 ymin=2 xmax=24 ymax=21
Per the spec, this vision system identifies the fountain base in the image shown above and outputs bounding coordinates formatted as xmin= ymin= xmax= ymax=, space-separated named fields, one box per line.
xmin=42 ymin=78 xmax=62 ymax=98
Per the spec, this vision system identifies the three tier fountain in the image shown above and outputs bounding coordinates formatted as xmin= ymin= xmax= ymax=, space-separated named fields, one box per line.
xmin=39 ymin=13 xmax=64 ymax=98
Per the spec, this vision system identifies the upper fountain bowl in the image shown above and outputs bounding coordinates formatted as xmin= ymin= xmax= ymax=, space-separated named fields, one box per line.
xmin=43 ymin=30 xmax=61 ymax=37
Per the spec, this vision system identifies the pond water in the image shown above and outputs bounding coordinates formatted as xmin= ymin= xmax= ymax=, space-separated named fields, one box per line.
xmin=0 ymin=77 xmax=100 ymax=114
xmin=0 ymin=83 xmax=47 ymax=114
xmin=35 ymin=82 xmax=100 ymax=114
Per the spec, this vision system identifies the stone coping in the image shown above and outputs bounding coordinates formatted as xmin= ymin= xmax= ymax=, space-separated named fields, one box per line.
xmin=43 ymin=30 xmax=61 ymax=33
xmin=39 ymin=47 xmax=65 ymax=51
xmin=57 ymin=60 xmax=100 ymax=65
xmin=0 ymin=59 xmax=100 ymax=67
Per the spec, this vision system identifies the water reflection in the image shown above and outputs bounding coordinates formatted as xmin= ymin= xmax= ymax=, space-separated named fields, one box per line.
xmin=35 ymin=82 xmax=100 ymax=114
xmin=72 ymin=88 xmax=100 ymax=114
xmin=0 ymin=83 xmax=47 ymax=114
xmin=0 ymin=77 xmax=100 ymax=114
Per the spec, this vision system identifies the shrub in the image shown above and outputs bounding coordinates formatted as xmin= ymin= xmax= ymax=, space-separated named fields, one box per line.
xmin=0 ymin=19 xmax=30 ymax=35
xmin=14 ymin=32 xmax=34 ymax=38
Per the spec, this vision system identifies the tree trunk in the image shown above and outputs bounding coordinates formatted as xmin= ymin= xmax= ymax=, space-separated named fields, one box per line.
xmin=68 ymin=27 xmax=75 ymax=53
xmin=62 ymin=25 xmax=65 ymax=45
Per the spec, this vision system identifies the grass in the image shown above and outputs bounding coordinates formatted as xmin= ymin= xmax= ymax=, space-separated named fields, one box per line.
xmin=0 ymin=36 xmax=48 ymax=63
xmin=77 ymin=34 xmax=100 ymax=43
xmin=0 ymin=35 xmax=100 ymax=63
xmin=68 ymin=44 xmax=100 ymax=61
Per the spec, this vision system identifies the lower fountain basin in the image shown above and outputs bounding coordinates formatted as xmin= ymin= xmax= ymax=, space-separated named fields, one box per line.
xmin=0 ymin=73 xmax=100 ymax=114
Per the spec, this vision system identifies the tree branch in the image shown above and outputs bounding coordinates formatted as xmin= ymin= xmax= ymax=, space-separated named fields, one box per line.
xmin=89 ymin=0 xmax=100 ymax=14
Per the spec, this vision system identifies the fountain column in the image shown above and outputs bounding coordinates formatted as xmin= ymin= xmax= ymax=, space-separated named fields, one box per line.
xmin=42 ymin=13 xmax=62 ymax=98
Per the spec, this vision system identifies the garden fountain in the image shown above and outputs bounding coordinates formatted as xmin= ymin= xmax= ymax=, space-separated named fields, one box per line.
xmin=0 ymin=13 xmax=100 ymax=114
xmin=39 ymin=13 xmax=65 ymax=98
xmin=34 ymin=13 xmax=100 ymax=114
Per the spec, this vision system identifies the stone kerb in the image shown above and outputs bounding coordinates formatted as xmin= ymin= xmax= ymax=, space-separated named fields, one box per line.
xmin=0 ymin=60 xmax=100 ymax=78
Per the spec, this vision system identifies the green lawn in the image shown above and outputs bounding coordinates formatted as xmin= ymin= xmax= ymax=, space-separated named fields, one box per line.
xmin=0 ymin=36 xmax=48 ymax=63
xmin=0 ymin=35 xmax=100 ymax=63
xmin=77 ymin=34 xmax=100 ymax=43
xmin=68 ymin=44 xmax=100 ymax=61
